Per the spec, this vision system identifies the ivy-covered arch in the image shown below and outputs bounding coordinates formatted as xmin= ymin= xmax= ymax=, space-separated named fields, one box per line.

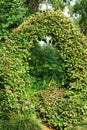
xmin=11 ymin=10 xmax=87 ymax=90
xmin=0 ymin=11 xmax=87 ymax=120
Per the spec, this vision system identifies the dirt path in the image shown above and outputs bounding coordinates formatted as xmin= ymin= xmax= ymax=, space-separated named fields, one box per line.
xmin=42 ymin=124 xmax=55 ymax=130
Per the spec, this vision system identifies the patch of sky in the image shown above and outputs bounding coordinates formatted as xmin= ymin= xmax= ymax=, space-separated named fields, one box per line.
xmin=39 ymin=0 xmax=76 ymax=18
xmin=39 ymin=40 xmax=46 ymax=46
xmin=39 ymin=35 xmax=52 ymax=46
xmin=63 ymin=6 xmax=70 ymax=17
xmin=39 ymin=0 xmax=54 ymax=11
xmin=70 ymin=0 xmax=76 ymax=6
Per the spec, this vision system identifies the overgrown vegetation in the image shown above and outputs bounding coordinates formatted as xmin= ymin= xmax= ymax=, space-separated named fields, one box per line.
xmin=0 ymin=11 xmax=87 ymax=130
xmin=0 ymin=116 xmax=43 ymax=130
xmin=29 ymin=43 xmax=65 ymax=87
xmin=0 ymin=0 xmax=33 ymax=41
xmin=73 ymin=0 xmax=87 ymax=35
xmin=31 ymin=87 xmax=87 ymax=129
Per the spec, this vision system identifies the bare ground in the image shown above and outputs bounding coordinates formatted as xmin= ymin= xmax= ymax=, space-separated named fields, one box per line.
xmin=42 ymin=124 xmax=55 ymax=130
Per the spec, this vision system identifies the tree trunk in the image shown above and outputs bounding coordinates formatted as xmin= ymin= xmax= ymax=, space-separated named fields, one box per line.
xmin=25 ymin=0 xmax=40 ymax=12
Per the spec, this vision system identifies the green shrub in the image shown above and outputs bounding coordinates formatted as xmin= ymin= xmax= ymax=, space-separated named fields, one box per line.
xmin=29 ymin=43 xmax=65 ymax=86
xmin=65 ymin=118 xmax=87 ymax=130
xmin=0 ymin=32 xmax=31 ymax=119
xmin=32 ymin=88 xmax=87 ymax=130
xmin=0 ymin=0 xmax=33 ymax=41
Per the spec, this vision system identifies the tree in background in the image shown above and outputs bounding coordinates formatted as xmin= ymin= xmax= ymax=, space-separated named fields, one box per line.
xmin=0 ymin=0 xmax=75 ymax=41
xmin=2 ymin=0 xmax=86 ymax=42
xmin=50 ymin=0 xmax=87 ymax=36
xmin=73 ymin=0 xmax=87 ymax=35
xmin=0 ymin=0 xmax=33 ymax=41
xmin=48 ymin=0 xmax=73 ymax=10
xmin=48 ymin=0 xmax=66 ymax=10
xmin=24 ymin=0 xmax=40 ymax=12
xmin=24 ymin=0 xmax=73 ymax=12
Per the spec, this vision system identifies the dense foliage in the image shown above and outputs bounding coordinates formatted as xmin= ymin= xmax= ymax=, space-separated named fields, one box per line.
xmin=48 ymin=0 xmax=65 ymax=10
xmin=32 ymin=87 xmax=87 ymax=129
xmin=14 ymin=10 xmax=87 ymax=90
xmin=29 ymin=43 xmax=65 ymax=86
xmin=0 ymin=11 xmax=87 ymax=129
xmin=0 ymin=0 xmax=33 ymax=41
xmin=0 ymin=116 xmax=43 ymax=130
xmin=73 ymin=0 xmax=87 ymax=35
xmin=24 ymin=0 xmax=71 ymax=11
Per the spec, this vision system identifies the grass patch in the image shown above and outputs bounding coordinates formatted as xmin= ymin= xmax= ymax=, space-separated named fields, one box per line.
xmin=0 ymin=115 xmax=43 ymax=130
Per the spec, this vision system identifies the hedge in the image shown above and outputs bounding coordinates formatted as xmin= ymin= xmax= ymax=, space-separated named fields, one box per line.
xmin=0 ymin=11 xmax=87 ymax=127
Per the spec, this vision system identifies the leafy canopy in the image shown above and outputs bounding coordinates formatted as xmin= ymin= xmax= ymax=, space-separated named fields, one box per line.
xmin=73 ymin=0 xmax=87 ymax=35
xmin=0 ymin=0 xmax=33 ymax=41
